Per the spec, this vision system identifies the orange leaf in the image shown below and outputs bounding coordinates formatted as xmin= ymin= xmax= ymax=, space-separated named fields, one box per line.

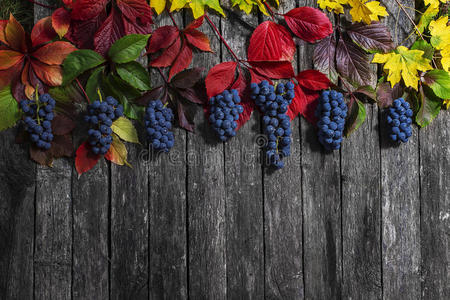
xmin=31 ymin=17 xmax=57 ymax=48
xmin=0 ymin=50 xmax=24 ymax=70
xmin=104 ymin=135 xmax=130 ymax=166
xmin=30 ymin=60 xmax=63 ymax=86
xmin=52 ymin=8 xmax=71 ymax=38
xmin=21 ymin=61 xmax=35 ymax=99
xmin=5 ymin=14 xmax=27 ymax=52
xmin=0 ymin=20 xmax=7 ymax=45
xmin=32 ymin=41 xmax=77 ymax=65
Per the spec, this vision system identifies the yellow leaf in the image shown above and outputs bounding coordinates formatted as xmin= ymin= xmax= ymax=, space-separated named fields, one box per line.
xmin=417 ymin=2 xmax=439 ymax=34
xmin=318 ymin=0 xmax=348 ymax=14
xmin=150 ymin=0 xmax=167 ymax=15
xmin=231 ymin=0 xmax=268 ymax=15
xmin=429 ymin=16 xmax=450 ymax=50
xmin=424 ymin=0 xmax=447 ymax=6
xmin=170 ymin=0 xmax=225 ymax=19
xmin=105 ymin=134 xmax=132 ymax=167
xmin=348 ymin=0 xmax=388 ymax=24
xmin=444 ymin=99 xmax=450 ymax=109
xmin=441 ymin=45 xmax=450 ymax=71
xmin=372 ymin=46 xmax=432 ymax=90
xmin=111 ymin=116 xmax=140 ymax=144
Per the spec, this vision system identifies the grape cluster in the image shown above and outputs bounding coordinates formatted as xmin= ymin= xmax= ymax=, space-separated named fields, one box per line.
xmin=316 ymin=90 xmax=347 ymax=151
xmin=84 ymin=97 xmax=123 ymax=155
xmin=208 ymin=89 xmax=244 ymax=141
xmin=386 ymin=98 xmax=413 ymax=143
xmin=145 ymin=100 xmax=175 ymax=152
xmin=20 ymin=94 xmax=56 ymax=150
xmin=251 ymin=80 xmax=295 ymax=169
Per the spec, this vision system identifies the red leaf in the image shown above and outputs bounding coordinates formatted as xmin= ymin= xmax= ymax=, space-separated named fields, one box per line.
xmin=117 ymin=0 xmax=153 ymax=24
xmin=75 ymin=141 xmax=101 ymax=175
xmin=248 ymin=21 xmax=295 ymax=62
xmin=71 ymin=0 xmax=109 ymax=21
xmin=288 ymin=84 xmax=320 ymax=124
xmin=184 ymin=29 xmax=212 ymax=52
xmin=185 ymin=16 xmax=204 ymax=30
xmin=94 ymin=7 xmax=125 ymax=56
xmin=248 ymin=61 xmax=295 ymax=79
xmin=249 ymin=68 xmax=271 ymax=84
xmin=295 ymin=69 xmax=331 ymax=91
xmin=169 ymin=41 xmax=193 ymax=80
xmin=147 ymin=26 xmax=179 ymax=53
xmin=66 ymin=12 xmax=107 ymax=49
xmin=31 ymin=16 xmax=57 ymax=48
xmin=122 ymin=14 xmax=152 ymax=35
xmin=205 ymin=61 xmax=238 ymax=99
xmin=6 ymin=14 xmax=28 ymax=52
xmin=284 ymin=7 xmax=333 ymax=43
xmin=0 ymin=50 xmax=24 ymax=70
xmin=177 ymin=101 xmax=194 ymax=132
xmin=32 ymin=41 xmax=77 ymax=65
xmin=150 ymin=36 xmax=181 ymax=67
xmin=30 ymin=59 xmax=63 ymax=86
xmin=52 ymin=8 xmax=71 ymax=38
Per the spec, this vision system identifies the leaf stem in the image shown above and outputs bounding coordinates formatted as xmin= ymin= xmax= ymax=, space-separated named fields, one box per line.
xmin=28 ymin=0 xmax=58 ymax=9
xmin=204 ymin=14 xmax=242 ymax=63
xmin=157 ymin=67 xmax=169 ymax=84
xmin=166 ymin=8 xmax=179 ymax=28
xmin=35 ymin=85 xmax=41 ymax=125
xmin=262 ymin=1 xmax=276 ymax=21
xmin=76 ymin=78 xmax=90 ymax=104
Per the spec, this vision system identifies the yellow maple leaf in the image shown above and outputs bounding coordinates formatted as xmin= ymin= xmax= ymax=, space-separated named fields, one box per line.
xmin=424 ymin=0 xmax=448 ymax=6
xmin=441 ymin=45 xmax=450 ymax=71
xmin=372 ymin=46 xmax=432 ymax=90
xmin=150 ymin=0 xmax=167 ymax=15
xmin=318 ymin=0 xmax=349 ymax=14
xmin=348 ymin=0 xmax=388 ymax=24
xmin=417 ymin=1 xmax=439 ymax=33
xmin=231 ymin=0 xmax=268 ymax=15
xmin=429 ymin=16 xmax=450 ymax=50
xmin=170 ymin=0 xmax=225 ymax=19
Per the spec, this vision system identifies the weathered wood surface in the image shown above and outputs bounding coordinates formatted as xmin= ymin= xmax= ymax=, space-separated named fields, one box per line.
xmin=0 ymin=0 xmax=449 ymax=299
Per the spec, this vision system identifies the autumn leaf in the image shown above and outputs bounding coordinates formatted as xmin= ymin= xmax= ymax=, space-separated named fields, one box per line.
xmin=313 ymin=35 xmax=338 ymax=83
xmin=429 ymin=16 xmax=450 ymax=50
xmin=111 ymin=116 xmax=140 ymax=143
xmin=75 ymin=141 xmax=102 ymax=175
xmin=441 ymin=45 xmax=450 ymax=71
xmin=346 ymin=22 xmax=394 ymax=53
xmin=283 ymin=7 xmax=333 ymax=43
xmin=231 ymin=0 xmax=269 ymax=15
xmin=52 ymin=7 xmax=71 ymax=38
xmin=417 ymin=2 xmax=439 ymax=33
xmin=170 ymin=0 xmax=225 ymax=19
xmin=348 ymin=0 xmax=388 ymax=25
xmin=105 ymin=134 xmax=132 ymax=167
xmin=317 ymin=0 xmax=348 ymax=14
xmin=205 ymin=61 xmax=238 ymax=98
xmin=150 ymin=0 xmax=167 ymax=15
xmin=372 ymin=46 xmax=432 ymax=90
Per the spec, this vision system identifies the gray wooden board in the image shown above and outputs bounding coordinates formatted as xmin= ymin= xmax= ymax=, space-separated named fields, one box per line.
xmin=148 ymin=12 xmax=188 ymax=300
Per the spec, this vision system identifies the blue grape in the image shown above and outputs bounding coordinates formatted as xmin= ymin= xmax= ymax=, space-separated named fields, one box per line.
xmin=251 ymin=80 xmax=295 ymax=169
xmin=386 ymin=98 xmax=413 ymax=143
xmin=208 ymin=89 xmax=243 ymax=142
xmin=145 ymin=100 xmax=174 ymax=153
xmin=316 ymin=90 xmax=347 ymax=150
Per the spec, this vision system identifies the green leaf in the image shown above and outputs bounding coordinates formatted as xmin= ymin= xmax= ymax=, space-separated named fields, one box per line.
xmin=116 ymin=62 xmax=151 ymax=91
xmin=416 ymin=85 xmax=442 ymax=127
xmin=411 ymin=40 xmax=434 ymax=60
xmin=423 ymin=69 xmax=450 ymax=99
xmin=63 ymin=50 xmax=106 ymax=85
xmin=86 ymin=67 xmax=105 ymax=103
xmin=108 ymin=34 xmax=150 ymax=64
xmin=111 ymin=117 xmax=140 ymax=144
xmin=344 ymin=97 xmax=366 ymax=137
xmin=0 ymin=85 xmax=20 ymax=131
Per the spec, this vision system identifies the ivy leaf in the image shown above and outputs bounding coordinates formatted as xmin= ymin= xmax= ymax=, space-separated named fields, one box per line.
xmin=416 ymin=85 xmax=442 ymax=127
xmin=108 ymin=34 xmax=150 ymax=63
xmin=248 ymin=21 xmax=296 ymax=62
xmin=422 ymin=69 xmax=450 ymax=99
xmin=347 ymin=21 xmax=394 ymax=53
xmin=313 ymin=35 xmax=338 ymax=83
xmin=283 ymin=7 xmax=333 ymax=43
xmin=0 ymin=85 xmax=20 ymax=131
xmin=111 ymin=116 xmax=140 ymax=143
xmin=75 ymin=141 xmax=102 ymax=175
xmin=372 ymin=46 xmax=432 ymax=90
xmin=63 ymin=49 xmax=106 ymax=85
xmin=170 ymin=0 xmax=225 ymax=19
xmin=205 ymin=61 xmax=238 ymax=98
xmin=429 ymin=16 xmax=450 ymax=50
xmin=116 ymin=61 xmax=151 ymax=91
xmin=336 ymin=34 xmax=371 ymax=86
xmin=344 ymin=96 xmax=366 ymax=137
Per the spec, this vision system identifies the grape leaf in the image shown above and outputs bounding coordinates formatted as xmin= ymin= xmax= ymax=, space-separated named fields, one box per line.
xmin=417 ymin=2 xmax=439 ymax=33
xmin=283 ymin=7 xmax=333 ymax=43
xmin=347 ymin=22 xmax=394 ymax=53
xmin=441 ymin=45 xmax=450 ymax=71
xmin=86 ymin=67 xmax=105 ymax=102
xmin=231 ymin=0 xmax=269 ymax=15
xmin=63 ymin=49 xmax=106 ymax=85
xmin=105 ymin=134 xmax=131 ymax=167
xmin=94 ymin=7 xmax=125 ymax=57
xmin=52 ymin=7 xmax=71 ymax=38
xmin=111 ymin=116 xmax=140 ymax=144
xmin=248 ymin=61 xmax=295 ymax=79
xmin=375 ymin=82 xmax=403 ymax=108
xmin=205 ymin=61 xmax=238 ymax=98
xmin=348 ymin=0 xmax=388 ymax=25
xmin=344 ymin=96 xmax=366 ymax=137
xmin=318 ymin=0 xmax=347 ymax=14
xmin=170 ymin=0 xmax=225 ymax=19
xmin=411 ymin=40 xmax=434 ymax=60
xmin=0 ymin=85 xmax=20 ymax=131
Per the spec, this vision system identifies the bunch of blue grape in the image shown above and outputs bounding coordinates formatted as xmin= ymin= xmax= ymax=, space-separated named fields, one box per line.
xmin=208 ymin=89 xmax=244 ymax=141
xmin=386 ymin=98 xmax=413 ymax=143
xmin=251 ymin=80 xmax=295 ymax=169
xmin=144 ymin=100 xmax=175 ymax=153
xmin=20 ymin=94 xmax=56 ymax=150
xmin=316 ymin=90 xmax=347 ymax=150
xmin=84 ymin=96 xmax=123 ymax=155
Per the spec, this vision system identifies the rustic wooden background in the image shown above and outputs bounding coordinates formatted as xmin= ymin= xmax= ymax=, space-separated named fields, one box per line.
xmin=0 ymin=0 xmax=449 ymax=299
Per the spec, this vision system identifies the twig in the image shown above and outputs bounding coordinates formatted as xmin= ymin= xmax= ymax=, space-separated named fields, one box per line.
xmin=28 ymin=0 xmax=58 ymax=9
xmin=204 ymin=14 xmax=241 ymax=63
xmin=393 ymin=0 xmax=425 ymax=41
xmin=76 ymin=78 xmax=90 ymax=104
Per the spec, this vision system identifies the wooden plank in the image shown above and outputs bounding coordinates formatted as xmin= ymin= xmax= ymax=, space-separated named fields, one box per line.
xmin=0 ymin=129 xmax=35 ymax=300
xmin=381 ymin=1 xmax=421 ymax=298
xmin=221 ymin=5 xmax=264 ymax=299
xmin=72 ymin=144 xmax=109 ymax=299
xmin=148 ymin=13 xmax=188 ymax=300
xmin=186 ymin=13 xmax=227 ymax=299
xmin=262 ymin=1 xmax=304 ymax=299
xmin=301 ymin=2 xmax=342 ymax=299
xmin=419 ymin=113 xmax=450 ymax=299
xmin=33 ymin=4 xmax=72 ymax=300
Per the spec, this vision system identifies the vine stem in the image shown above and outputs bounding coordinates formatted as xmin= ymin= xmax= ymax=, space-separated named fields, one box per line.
xmin=204 ymin=14 xmax=242 ymax=63
xmin=28 ymin=0 xmax=58 ymax=9
xmin=157 ymin=67 xmax=169 ymax=84
xmin=166 ymin=8 xmax=179 ymax=28
xmin=76 ymin=78 xmax=90 ymax=104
